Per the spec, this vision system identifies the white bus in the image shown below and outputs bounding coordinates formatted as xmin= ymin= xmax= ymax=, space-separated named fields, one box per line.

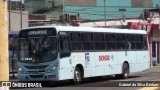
xmin=17 ymin=26 xmax=150 ymax=84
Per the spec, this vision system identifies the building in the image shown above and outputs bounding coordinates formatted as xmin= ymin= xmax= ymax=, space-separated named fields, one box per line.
xmin=24 ymin=0 xmax=160 ymax=21
xmin=8 ymin=1 xmax=29 ymax=76
xmin=64 ymin=0 xmax=159 ymax=20
xmin=23 ymin=0 xmax=160 ymax=65
xmin=9 ymin=10 xmax=28 ymax=31
xmin=8 ymin=1 xmax=28 ymax=31
xmin=24 ymin=0 xmax=63 ymax=26
xmin=8 ymin=1 xmax=25 ymax=10
xmin=24 ymin=0 xmax=62 ymax=14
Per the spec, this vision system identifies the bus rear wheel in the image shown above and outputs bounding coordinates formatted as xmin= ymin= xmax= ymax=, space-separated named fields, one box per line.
xmin=115 ymin=63 xmax=129 ymax=79
xmin=73 ymin=67 xmax=82 ymax=84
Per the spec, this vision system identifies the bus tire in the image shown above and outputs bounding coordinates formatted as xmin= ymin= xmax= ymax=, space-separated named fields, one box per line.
xmin=73 ymin=67 xmax=82 ymax=84
xmin=115 ymin=63 xmax=129 ymax=79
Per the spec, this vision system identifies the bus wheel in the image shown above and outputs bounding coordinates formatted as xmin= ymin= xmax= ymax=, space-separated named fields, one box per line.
xmin=115 ymin=63 xmax=129 ymax=79
xmin=73 ymin=67 xmax=82 ymax=84
xmin=121 ymin=63 xmax=129 ymax=79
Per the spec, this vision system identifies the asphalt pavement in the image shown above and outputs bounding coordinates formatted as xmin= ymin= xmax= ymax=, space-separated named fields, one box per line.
xmin=9 ymin=64 xmax=160 ymax=90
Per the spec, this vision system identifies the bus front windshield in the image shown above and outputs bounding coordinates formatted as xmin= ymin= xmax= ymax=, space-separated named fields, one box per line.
xmin=18 ymin=37 xmax=57 ymax=63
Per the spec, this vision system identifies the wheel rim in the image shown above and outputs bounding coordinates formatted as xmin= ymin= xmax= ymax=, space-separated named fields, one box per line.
xmin=124 ymin=72 xmax=128 ymax=77
xmin=123 ymin=64 xmax=129 ymax=77
xmin=75 ymin=70 xmax=81 ymax=81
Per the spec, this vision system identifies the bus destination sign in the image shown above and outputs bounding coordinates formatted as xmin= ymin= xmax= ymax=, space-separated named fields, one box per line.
xmin=28 ymin=30 xmax=47 ymax=36
xmin=19 ymin=28 xmax=57 ymax=38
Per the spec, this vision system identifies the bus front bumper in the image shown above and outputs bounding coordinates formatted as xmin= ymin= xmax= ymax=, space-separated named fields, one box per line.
xmin=18 ymin=73 xmax=59 ymax=81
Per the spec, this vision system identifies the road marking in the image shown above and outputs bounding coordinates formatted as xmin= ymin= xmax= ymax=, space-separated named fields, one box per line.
xmin=138 ymin=87 xmax=159 ymax=90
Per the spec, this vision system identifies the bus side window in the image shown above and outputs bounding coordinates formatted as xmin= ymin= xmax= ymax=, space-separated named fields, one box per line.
xmin=59 ymin=34 xmax=71 ymax=58
xmin=135 ymin=35 xmax=143 ymax=49
xmin=105 ymin=33 xmax=116 ymax=50
xmin=142 ymin=35 xmax=148 ymax=49
xmin=70 ymin=32 xmax=82 ymax=51
xmin=82 ymin=33 xmax=93 ymax=51
xmin=59 ymin=35 xmax=69 ymax=51
xmin=94 ymin=33 xmax=105 ymax=50
xmin=116 ymin=34 xmax=126 ymax=50
xmin=126 ymin=34 xmax=135 ymax=50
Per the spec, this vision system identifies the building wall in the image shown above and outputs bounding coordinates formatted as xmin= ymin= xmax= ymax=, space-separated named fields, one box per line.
xmin=45 ymin=0 xmax=53 ymax=8
xmin=54 ymin=0 xmax=63 ymax=6
xmin=8 ymin=1 xmax=24 ymax=10
xmin=24 ymin=0 xmax=160 ymax=21
xmin=46 ymin=9 xmax=63 ymax=20
xmin=25 ymin=0 xmax=63 ymax=13
xmin=64 ymin=0 xmax=96 ymax=6
xmin=24 ymin=0 xmax=45 ymax=13
xmin=10 ymin=10 xmax=28 ymax=31
xmin=44 ymin=0 xmax=63 ymax=8
xmin=64 ymin=0 xmax=160 ymax=20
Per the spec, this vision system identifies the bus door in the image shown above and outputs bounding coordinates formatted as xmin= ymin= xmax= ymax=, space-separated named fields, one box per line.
xmin=59 ymin=33 xmax=72 ymax=80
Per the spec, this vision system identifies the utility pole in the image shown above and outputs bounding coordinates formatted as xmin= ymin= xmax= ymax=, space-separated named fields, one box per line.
xmin=0 ymin=0 xmax=9 ymax=88
xmin=9 ymin=0 xmax=11 ymax=31
xmin=104 ymin=0 xmax=107 ymax=27
xmin=158 ymin=6 xmax=160 ymax=32
xmin=20 ymin=0 xmax=22 ymax=29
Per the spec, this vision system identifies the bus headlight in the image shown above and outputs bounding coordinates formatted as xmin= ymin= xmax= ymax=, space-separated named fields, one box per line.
xmin=18 ymin=67 xmax=27 ymax=74
xmin=46 ymin=66 xmax=57 ymax=73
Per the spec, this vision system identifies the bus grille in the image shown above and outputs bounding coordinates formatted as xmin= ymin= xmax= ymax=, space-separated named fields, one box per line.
xmin=24 ymin=65 xmax=48 ymax=69
xmin=29 ymin=75 xmax=44 ymax=78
